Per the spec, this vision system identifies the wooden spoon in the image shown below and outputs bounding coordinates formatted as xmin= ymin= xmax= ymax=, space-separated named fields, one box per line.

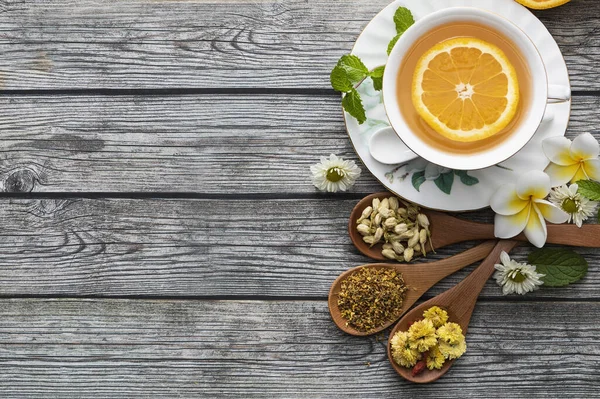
xmin=328 ymin=240 xmax=497 ymax=336
xmin=387 ymin=239 xmax=519 ymax=383
xmin=350 ymin=192 xmax=600 ymax=261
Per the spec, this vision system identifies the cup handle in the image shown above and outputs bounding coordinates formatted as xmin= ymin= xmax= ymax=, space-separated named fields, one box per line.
xmin=547 ymin=84 xmax=571 ymax=104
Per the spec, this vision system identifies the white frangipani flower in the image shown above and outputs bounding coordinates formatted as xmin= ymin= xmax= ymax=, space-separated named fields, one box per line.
xmin=549 ymin=184 xmax=598 ymax=228
xmin=542 ymin=133 xmax=600 ymax=186
xmin=310 ymin=154 xmax=361 ymax=192
xmin=490 ymin=170 xmax=569 ymax=248
xmin=494 ymin=251 xmax=545 ymax=295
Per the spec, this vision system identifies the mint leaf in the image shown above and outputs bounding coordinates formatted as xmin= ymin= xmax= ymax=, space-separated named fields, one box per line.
xmin=337 ymin=55 xmax=369 ymax=84
xmin=394 ymin=7 xmax=415 ymax=34
xmin=342 ymin=88 xmax=366 ymax=124
xmin=576 ymin=179 xmax=600 ymax=201
xmin=528 ymin=248 xmax=588 ymax=287
xmin=454 ymin=170 xmax=479 ymax=186
xmin=434 ymin=171 xmax=454 ymax=195
xmin=370 ymin=66 xmax=385 ymax=91
xmin=330 ymin=65 xmax=353 ymax=92
xmin=387 ymin=34 xmax=401 ymax=56
xmin=412 ymin=171 xmax=426 ymax=192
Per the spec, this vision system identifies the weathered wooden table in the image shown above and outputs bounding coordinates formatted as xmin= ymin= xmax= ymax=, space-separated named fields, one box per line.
xmin=0 ymin=0 xmax=598 ymax=397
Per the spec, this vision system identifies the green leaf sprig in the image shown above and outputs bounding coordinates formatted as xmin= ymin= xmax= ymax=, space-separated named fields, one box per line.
xmin=528 ymin=248 xmax=588 ymax=287
xmin=575 ymin=179 xmax=600 ymax=220
xmin=330 ymin=6 xmax=414 ymax=124
xmin=388 ymin=7 xmax=415 ymax=55
xmin=330 ymin=55 xmax=384 ymax=124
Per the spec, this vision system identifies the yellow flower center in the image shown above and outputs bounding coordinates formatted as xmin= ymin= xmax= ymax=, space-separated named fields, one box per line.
xmin=326 ymin=167 xmax=345 ymax=182
xmin=562 ymin=198 xmax=578 ymax=214
xmin=509 ymin=269 xmax=526 ymax=283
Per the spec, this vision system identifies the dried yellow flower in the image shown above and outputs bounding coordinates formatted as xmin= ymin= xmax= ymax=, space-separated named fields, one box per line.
xmin=437 ymin=322 xmax=464 ymax=345
xmin=437 ymin=322 xmax=467 ymax=360
xmin=426 ymin=345 xmax=445 ymax=370
xmin=423 ymin=306 xmax=449 ymax=328
xmin=408 ymin=319 xmax=437 ymax=352
xmin=390 ymin=331 xmax=420 ymax=368
xmin=438 ymin=338 xmax=466 ymax=360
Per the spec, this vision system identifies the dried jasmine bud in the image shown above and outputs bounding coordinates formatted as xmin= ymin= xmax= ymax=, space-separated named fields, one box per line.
xmin=373 ymin=227 xmax=384 ymax=244
xmin=417 ymin=213 xmax=430 ymax=229
xmin=363 ymin=236 xmax=375 ymax=245
xmin=357 ymin=224 xmax=371 ymax=236
xmin=358 ymin=206 xmax=373 ymax=222
xmin=382 ymin=249 xmax=397 ymax=260
xmin=419 ymin=229 xmax=428 ymax=245
xmin=355 ymin=196 xmax=432 ymax=263
xmin=379 ymin=207 xmax=392 ymax=219
xmin=388 ymin=197 xmax=399 ymax=211
xmin=372 ymin=198 xmax=381 ymax=213
xmin=374 ymin=213 xmax=383 ymax=227
xmin=384 ymin=217 xmax=398 ymax=229
xmin=404 ymin=247 xmax=414 ymax=263
xmin=394 ymin=223 xmax=408 ymax=235
xmin=392 ymin=241 xmax=405 ymax=255
xmin=380 ymin=198 xmax=390 ymax=210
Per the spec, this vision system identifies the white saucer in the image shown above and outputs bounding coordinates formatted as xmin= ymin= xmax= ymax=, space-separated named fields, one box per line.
xmin=345 ymin=0 xmax=571 ymax=211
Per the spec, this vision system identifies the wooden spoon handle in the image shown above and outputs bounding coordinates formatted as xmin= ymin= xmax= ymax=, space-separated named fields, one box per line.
xmin=430 ymin=210 xmax=600 ymax=249
xmin=420 ymin=240 xmax=497 ymax=282
xmin=440 ymin=240 xmax=519 ymax=332
xmin=546 ymin=224 xmax=600 ymax=247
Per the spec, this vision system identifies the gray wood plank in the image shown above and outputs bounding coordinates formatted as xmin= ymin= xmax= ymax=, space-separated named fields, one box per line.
xmin=0 ymin=197 xmax=597 ymax=298
xmin=0 ymin=0 xmax=596 ymax=90
xmin=0 ymin=298 xmax=598 ymax=398
xmin=0 ymin=94 xmax=597 ymax=193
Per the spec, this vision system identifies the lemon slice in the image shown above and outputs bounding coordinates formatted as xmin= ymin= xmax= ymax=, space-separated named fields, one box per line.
xmin=515 ymin=0 xmax=570 ymax=10
xmin=412 ymin=38 xmax=519 ymax=142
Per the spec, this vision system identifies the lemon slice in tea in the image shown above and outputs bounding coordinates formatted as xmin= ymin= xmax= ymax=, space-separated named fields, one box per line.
xmin=412 ymin=38 xmax=519 ymax=143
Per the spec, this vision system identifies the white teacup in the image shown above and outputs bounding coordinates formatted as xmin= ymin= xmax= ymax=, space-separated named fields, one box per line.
xmin=370 ymin=7 xmax=570 ymax=170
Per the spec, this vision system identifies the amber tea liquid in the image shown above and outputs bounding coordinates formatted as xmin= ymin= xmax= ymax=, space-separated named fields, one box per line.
xmin=396 ymin=22 xmax=533 ymax=155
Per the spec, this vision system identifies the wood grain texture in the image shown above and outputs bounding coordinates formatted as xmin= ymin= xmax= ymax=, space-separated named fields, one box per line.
xmin=0 ymin=94 xmax=597 ymax=193
xmin=0 ymin=197 xmax=597 ymax=297
xmin=0 ymin=298 xmax=598 ymax=398
xmin=0 ymin=0 xmax=596 ymax=90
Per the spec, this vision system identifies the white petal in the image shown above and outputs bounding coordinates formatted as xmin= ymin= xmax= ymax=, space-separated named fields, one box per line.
xmin=524 ymin=205 xmax=548 ymax=248
xmin=568 ymin=184 xmax=579 ymax=195
xmin=533 ymin=199 xmax=570 ymax=224
xmin=542 ymin=136 xmax=576 ymax=166
xmin=545 ymin=163 xmax=580 ymax=187
xmin=516 ymin=171 xmax=551 ymax=200
xmin=490 ymin=184 xmax=529 ymax=215
xmin=584 ymin=159 xmax=600 ymax=182
xmin=570 ymin=133 xmax=600 ymax=160
xmin=494 ymin=205 xmax=531 ymax=239
xmin=500 ymin=251 xmax=511 ymax=265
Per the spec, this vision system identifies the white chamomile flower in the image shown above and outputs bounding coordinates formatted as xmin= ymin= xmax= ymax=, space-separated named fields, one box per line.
xmin=310 ymin=154 xmax=361 ymax=193
xmin=549 ymin=184 xmax=598 ymax=228
xmin=494 ymin=251 xmax=545 ymax=296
